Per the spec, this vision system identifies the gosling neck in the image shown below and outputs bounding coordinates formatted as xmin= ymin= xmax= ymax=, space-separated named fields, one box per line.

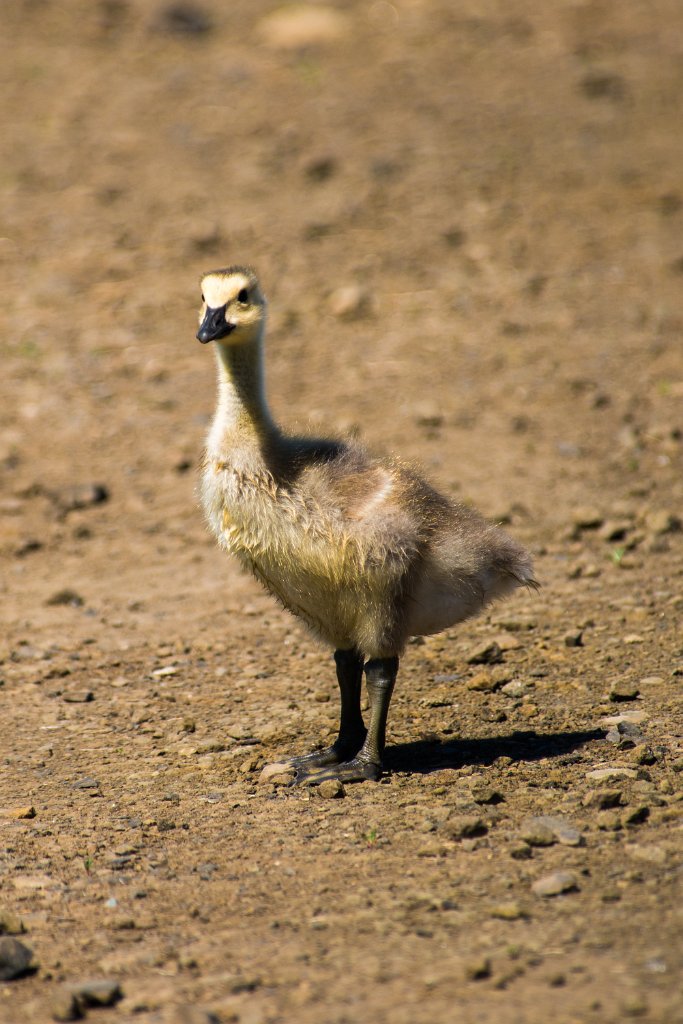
xmin=210 ymin=328 xmax=279 ymax=456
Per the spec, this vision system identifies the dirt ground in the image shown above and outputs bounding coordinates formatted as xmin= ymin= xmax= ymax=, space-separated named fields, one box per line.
xmin=1 ymin=1 xmax=682 ymax=1022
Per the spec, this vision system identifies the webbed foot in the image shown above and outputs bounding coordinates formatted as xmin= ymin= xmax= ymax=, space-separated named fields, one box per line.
xmin=294 ymin=756 xmax=382 ymax=785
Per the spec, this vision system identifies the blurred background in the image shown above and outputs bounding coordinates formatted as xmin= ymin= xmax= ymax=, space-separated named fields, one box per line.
xmin=1 ymin=2 xmax=681 ymax=513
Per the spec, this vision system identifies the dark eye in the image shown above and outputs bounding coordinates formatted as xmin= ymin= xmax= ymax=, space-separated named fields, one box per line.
xmin=238 ymin=288 xmax=249 ymax=304
xmin=201 ymin=292 xmax=205 ymax=303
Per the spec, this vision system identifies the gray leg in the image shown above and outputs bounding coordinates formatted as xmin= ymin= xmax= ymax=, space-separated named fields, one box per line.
xmin=302 ymin=656 xmax=399 ymax=784
xmin=283 ymin=649 xmax=366 ymax=776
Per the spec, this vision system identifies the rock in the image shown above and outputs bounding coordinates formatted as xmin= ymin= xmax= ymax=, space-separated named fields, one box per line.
xmin=0 ymin=937 xmax=36 ymax=980
xmin=172 ymin=1006 xmax=224 ymax=1024
xmin=303 ymin=154 xmax=337 ymax=182
xmin=51 ymin=989 xmax=82 ymax=1021
xmin=627 ymin=844 xmax=668 ymax=865
xmin=571 ymin=506 xmax=603 ymax=529
xmin=620 ymin=994 xmax=649 ymax=1018
xmin=601 ymin=711 xmax=648 ymax=726
xmin=68 ymin=979 xmax=122 ymax=1009
xmin=154 ymin=3 xmax=213 ymax=36
xmin=586 ymin=767 xmax=638 ymax=782
xmin=46 ymin=589 xmax=85 ymax=607
xmin=605 ymin=720 xmax=644 ymax=748
xmin=490 ymin=901 xmax=527 ymax=920
xmin=257 ymin=5 xmax=349 ymax=49
xmin=500 ymin=679 xmax=529 ymax=697
xmin=644 ymin=509 xmax=681 ymax=535
xmin=0 ymin=806 xmax=35 ymax=820
xmin=564 ymin=631 xmax=584 ymax=648
xmin=466 ymin=672 xmax=499 ymax=692
xmin=193 ymin=739 xmax=229 ymax=754
xmin=73 ymin=776 xmax=101 ymax=791
xmin=524 ymin=815 xmax=583 ymax=847
xmin=519 ymin=819 xmax=555 ymax=847
xmin=582 ymin=789 xmax=624 ymax=810
xmin=622 ymin=805 xmax=650 ymax=827
xmin=412 ymin=400 xmax=444 ymax=429
xmin=597 ymin=812 xmax=622 ymax=831
xmin=54 ymin=483 xmax=109 ymax=515
xmin=0 ymin=911 xmax=25 ymax=935
xmin=464 ymin=956 xmax=491 ymax=980
xmin=259 ymin=762 xmax=296 ymax=785
xmin=63 ymin=691 xmax=94 ymax=703
xmin=466 ymin=640 xmax=503 ymax=665
xmin=443 ymin=814 xmax=487 ymax=840
xmin=531 ymin=871 xmax=579 ymax=898
xmin=471 ymin=785 xmax=504 ymax=805
xmin=316 ymin=779 xmax=345 ymax=799
xmin=599 ymin=519 xmax=632 ymax=542
xmin=493 ymin=633 xmax=522 ymax=652
xmin=609 ymin=680 xmax=640 ymax=702
xmin=509 ymin=841 xmax=532 ymax=860
xmin=630 ymin=745 xmax=657 ymax=766
xmin=328 ymin=284 xmax=372 ymax=320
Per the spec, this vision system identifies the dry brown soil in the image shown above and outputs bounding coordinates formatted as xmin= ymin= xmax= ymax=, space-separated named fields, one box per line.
xmin=1 ymin=2 xmax=682 ymax=1022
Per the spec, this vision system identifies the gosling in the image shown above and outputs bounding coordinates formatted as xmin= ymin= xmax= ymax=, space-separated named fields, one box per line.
xmin=198 ymin=266 xmax=537 ymax=784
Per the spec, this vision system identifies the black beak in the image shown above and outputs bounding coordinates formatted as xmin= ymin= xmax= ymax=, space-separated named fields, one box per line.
xmin=197 ymin=304 xmax=235 ymax=343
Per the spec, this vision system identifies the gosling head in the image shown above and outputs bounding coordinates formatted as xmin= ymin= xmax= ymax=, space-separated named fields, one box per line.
xmin=197 ymin=266 xmax=266 ymax=345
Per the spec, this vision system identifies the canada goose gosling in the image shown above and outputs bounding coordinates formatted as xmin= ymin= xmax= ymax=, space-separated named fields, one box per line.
xmin=197 ymin=266 xmax=537 ymax=783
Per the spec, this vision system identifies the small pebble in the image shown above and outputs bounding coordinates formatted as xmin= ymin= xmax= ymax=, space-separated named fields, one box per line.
xmin=154 ymin=3 xmax=213 ymax=36
xmin=519 ymin=819 xmax=555 ymax=847
xmin=605 ymin=720 xmax=644 ymax=748
xmin=50 ymin=989 xmax=81 ymax=1022
xmin=46 ymin=589 xmax=85 ymax=607
xmin=464 ymin=956 xmax=491 ymax=980
xmin=571 ymin=506 xmax=603 ymax=529
xmin=0 ymin=806 xmax=35 ymax=820
xmin=644 ymin=509 xmax=681 ymax=535
xmin=328 ymin=284 xmax=371 ymax=320
xmin=316 ymin=779 xmax=345 ymax=799
xmin=466 ymin=672 xmax=499 ymax=693
xmin=466 ymin=640 xmax=503 ymax=665
xmin=620 ymin=994 xmax=650 ymax=1018
xmin=582 ymin=789 xmax=623 ymax=810
xmin=490 ymin=901 xmax=527 ymax=920
xmin=500 ymin=679 xmax=529 ymax=698
xmin=68 ymin=979 xmax=122 ymax=1009
xmin=609 ymin=681 xmax=640 ymax=702
xmin=509 ymin=841 xmax=532 ymax=860
xmin=259 ymin=763 xmax=296 ymax=785
xmin=0 ymin=937 xmax=36 ymax=980
xmin=73 ymin=777 xmax=101 ymax=791
xmin=630 ymin=745 xmax=657 ymax=766
xmin=471 ymin=785 xmax=504 ymax=805
xmin=442 ymin=814 xmax=487 ymax=840
xmin=564 ymin=631 xmax=584 ymax=648
xmin=586 ymin=767 xmax=637 ymax=782
xmin=530 ymin=815 xmax=583 ymax=847
xmin=597 ymin=812 xmax=622 ymax=831
xmin=531 ymin=871 xmax=579 ymax=898
xmin=621 ymin=805 xmax=650 ymax=827
xmin=63 ymin=691 xmax=94 ymax=703
xmin=0 ymin=911 xmax=25 ymax=936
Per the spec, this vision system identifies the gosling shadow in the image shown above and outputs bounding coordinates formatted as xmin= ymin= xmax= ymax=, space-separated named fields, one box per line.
xmin=384 ymin=728 xmax=604 ymax=775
